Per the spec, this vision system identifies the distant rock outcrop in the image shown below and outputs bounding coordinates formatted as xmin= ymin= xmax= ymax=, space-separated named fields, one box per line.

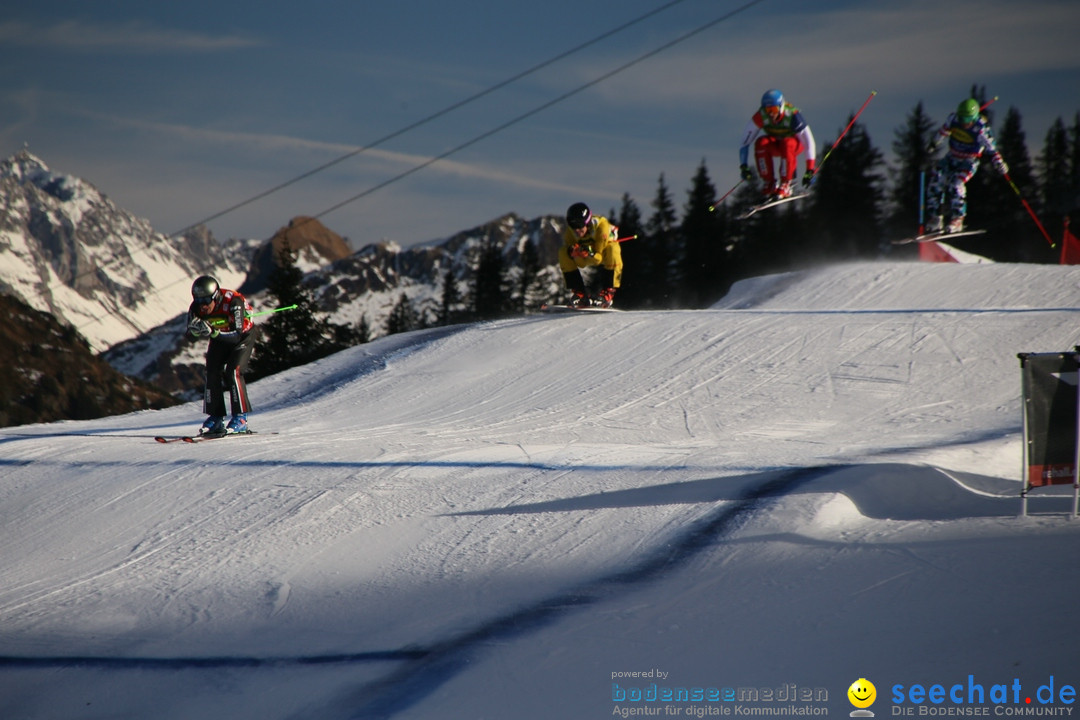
xmin=240 ymin=216 xmax=353 ymax=295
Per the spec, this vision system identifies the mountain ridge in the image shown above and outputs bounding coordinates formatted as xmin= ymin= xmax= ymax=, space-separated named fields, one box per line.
xmin=0 ymin=150 xmax=256 ymax=351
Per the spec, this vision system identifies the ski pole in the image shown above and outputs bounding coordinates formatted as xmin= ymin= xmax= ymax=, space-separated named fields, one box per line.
xmin=207 ymin=304 xmax=299 ymax=328
xmin=813 ymin=90 xmax=878 ymax=181
xmin=615 ymin=235 xmax=637 ymax=243
xmin=250 ymin=304 xmax=299 ymax=318
xmin=1004 ymin=173 xmax=1056 ymax=247
xmin=708 ymin=179 xmax=745 ymax=212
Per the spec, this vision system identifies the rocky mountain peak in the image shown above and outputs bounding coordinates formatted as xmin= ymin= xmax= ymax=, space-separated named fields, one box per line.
xmin=239 ymin=216 xmax=353 ymax=295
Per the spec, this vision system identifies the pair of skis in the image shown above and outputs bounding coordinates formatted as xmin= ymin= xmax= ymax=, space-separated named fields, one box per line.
xmin=730 ymin=191 xmax=987 ymax=243
xmin=729 ymin=178 xmax=988 ymax=243
xmin=711 ymin=176 xmax=990 ymax=246
xmin=539 ymin=303 xmax=618 ymax=314
xmin=154 ymin=430 xmax=257 ymax=443
xmin=736 ymin=192 xmax=811 ymax=220
xmin=892 ymin=167 xmax=988 ymax=245
xmin=891 ymin=228 xmax=986 ymax=245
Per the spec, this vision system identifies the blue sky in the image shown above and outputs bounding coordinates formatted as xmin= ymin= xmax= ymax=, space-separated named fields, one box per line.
xmin=2 ymin=0 xmax=1079 ymax=250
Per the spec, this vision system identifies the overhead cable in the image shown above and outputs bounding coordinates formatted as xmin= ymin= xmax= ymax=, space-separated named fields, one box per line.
xmin=310 ymin=0 xmax=768 ymax=222
xmin=170 ymin=0 xmax=694 ymax=237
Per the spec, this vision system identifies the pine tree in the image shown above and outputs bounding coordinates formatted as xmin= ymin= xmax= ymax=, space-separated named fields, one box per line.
xmin=806 ymin=118 xmax=885 ymax=261
xmin=515 ymin=236 xmax=544 ymax=312
xmin=385 ymin=293 xmax=417 ymax=335
xmin=615 ymin=193 xmax=644 ymax=239
xmin=978 ymin=107 xmax=1043 ymax=261
xmin=1039 ymin=118 xmax=1072 ymax=229
xmin=887 ymin=101 xmax=936 ymax=240
xmin=329 ymin=321 xmax=363 ymax=349
xmin=679 ymin=160 xmax=725 ymax=306
xmin=724 ymin=182 xmax=774 ymax=279
xmin=250 ymin=240 xmax=338 ymax=380
xmin=439 ymin=268 xmax=464 ymax=325
xmin=472 ymin=239 xmax=508 ymax=319
xmin=356 ymin=315 xmax=372 ymax=344
xmin=641 ymin=174 xmax=679 ymax=308
xmin=1069 ymin=113 xmax=1080 ymax=227
xmin=611 ymin=193 xmax=647 ymax=308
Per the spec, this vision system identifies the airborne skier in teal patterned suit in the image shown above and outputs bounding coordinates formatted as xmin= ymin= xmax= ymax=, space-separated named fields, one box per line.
xmin=925 ymin=98 xmax=1009 ymax=234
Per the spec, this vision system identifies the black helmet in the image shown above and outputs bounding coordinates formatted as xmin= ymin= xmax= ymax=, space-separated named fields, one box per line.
xmin=566 ymin=202 xmax=592 ymax=230
xmin=191 ymin=275 xmax=220 ymax=303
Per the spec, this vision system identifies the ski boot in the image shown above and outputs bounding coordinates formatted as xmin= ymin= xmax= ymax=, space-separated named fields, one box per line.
xmin=200 ymin=415 xmax=225 ymax=436
xmin=568 ymin=290 xmax=591 ymax=308
xmin=226 ymin=413 xmax=248 ymax=434
xmin=946 ymin=217 xmax=964 ymax=234
xmin=775 ymin=181 xmax=793 ymax=199
xmin=596 ymin=288 xmax=616 ymax=309
xmin=924 ymin=215 xmax=943 ymax=234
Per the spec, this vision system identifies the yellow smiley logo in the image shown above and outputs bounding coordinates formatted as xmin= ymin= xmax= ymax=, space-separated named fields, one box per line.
xmin=848 ymin=678 xmax=876 ymax=709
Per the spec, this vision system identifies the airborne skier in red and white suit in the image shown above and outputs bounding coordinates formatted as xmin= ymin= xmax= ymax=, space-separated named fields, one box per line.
xmin=738 ymin=89 xmax=817 ymax=199
xmin=186 ymin=275 xmax=259 ymax=435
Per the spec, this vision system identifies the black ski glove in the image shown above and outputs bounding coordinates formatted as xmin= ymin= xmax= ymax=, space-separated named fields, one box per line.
xmin=188 ymin=316 xmax=211 ymax=337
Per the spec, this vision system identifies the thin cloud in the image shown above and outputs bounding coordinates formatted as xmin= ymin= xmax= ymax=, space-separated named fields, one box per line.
xmin=0 ymin=19 xmax=261 ymax=53
xmin=77 ymin=109 xmax=605 ymax=199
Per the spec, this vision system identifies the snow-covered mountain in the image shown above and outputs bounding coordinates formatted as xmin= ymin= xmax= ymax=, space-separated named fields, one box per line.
xmin=0 ymin=151 xmax=256 ymax=351
xmin=1 ymin=261 xmax=1078 ymax=719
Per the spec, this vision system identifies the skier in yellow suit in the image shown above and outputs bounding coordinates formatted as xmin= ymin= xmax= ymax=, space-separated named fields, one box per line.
xmin=558 ymin=202 xmax=623 ymax=308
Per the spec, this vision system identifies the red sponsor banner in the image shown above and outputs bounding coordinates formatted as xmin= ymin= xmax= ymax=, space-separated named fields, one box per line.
xmin=1027 ymin=463 xmax=1077 ymax=488
xmin=919 ymin=241 xmax=958 ymax=263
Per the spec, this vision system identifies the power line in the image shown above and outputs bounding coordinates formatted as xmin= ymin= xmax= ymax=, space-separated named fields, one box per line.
xmin=310 ymin=0 xmax=768 ymax=222
xmin=169 ymin=0 xmax=694 ymax=238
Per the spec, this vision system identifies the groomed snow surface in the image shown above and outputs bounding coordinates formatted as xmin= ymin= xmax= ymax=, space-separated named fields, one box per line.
xmin=2 ymin=261 xmax=1079 ymax=720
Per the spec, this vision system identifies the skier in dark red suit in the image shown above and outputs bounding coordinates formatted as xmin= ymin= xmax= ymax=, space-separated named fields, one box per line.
xmin=738 ymin=89 xmax=817 ymax=199
xmin=186 ymin=275 xmax=258 ymax=435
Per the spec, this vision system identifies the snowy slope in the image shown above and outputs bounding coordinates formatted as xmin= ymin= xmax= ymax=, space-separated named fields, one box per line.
xmin=1 ymin=261 xmax=1079 ymax=720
